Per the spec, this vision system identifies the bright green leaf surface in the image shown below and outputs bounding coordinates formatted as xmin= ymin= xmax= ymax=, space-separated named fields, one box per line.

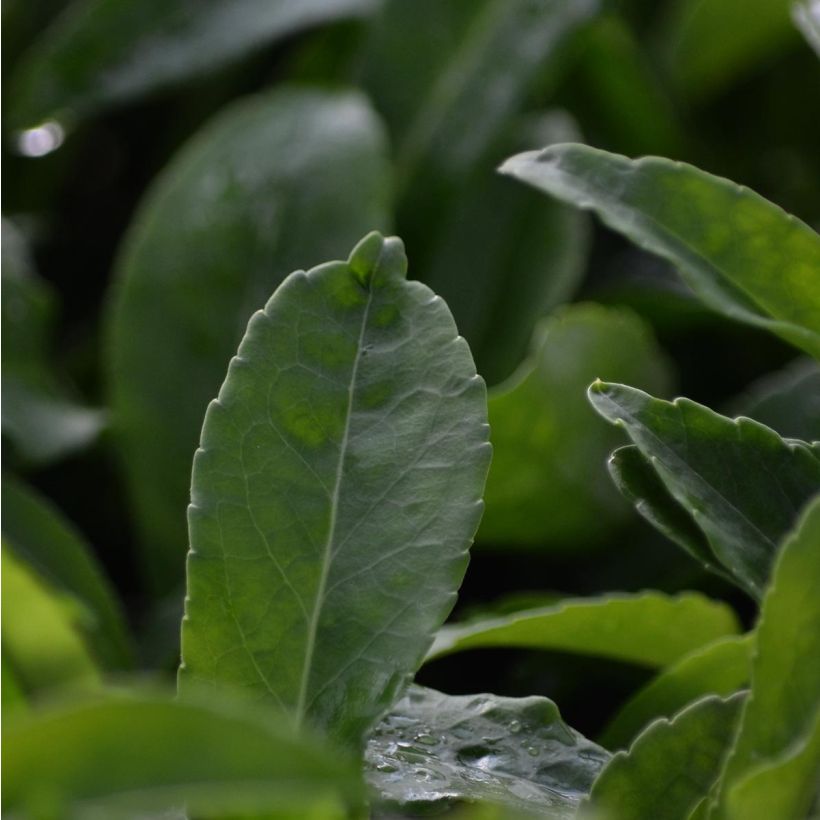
xmin=366 ymin=685 xmax=609 ymax=817
xmin=500 ymin=144 xmax=820 ymax=358
xmin=712 ymin=495 xmax=820 ymax=819
xmin=794 ymin=0 xmax=820 ymax=56
xmin=179 ymin=233 xmax=491 ymax=749
xmin=2 ymin=691 xmax=363 ymax=819
xmin=427 ymin=592 xmax=739 ymax=667
xmin=1 ymin=545 xmax=101 ymax=694
xmin=589 ymin=382 xmax=820 ymax=599
xmin=2 ymin=476 xmax=132 ymax=669
xmin=480 ymin=304 xmax=672 ymax=545
xmin=107 ymin=88 xmax=391 ymax=593
xmin=587 ymin=694 xmax=745 ymax=820
xmin=8 ymin=0 xmax=380 ymax=128
xmin=600 ymin=635 xmax=752 ymax=750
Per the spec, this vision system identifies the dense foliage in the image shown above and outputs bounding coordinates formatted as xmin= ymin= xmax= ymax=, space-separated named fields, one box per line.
xmin=3 ymin=1 xmax=820 ymax=818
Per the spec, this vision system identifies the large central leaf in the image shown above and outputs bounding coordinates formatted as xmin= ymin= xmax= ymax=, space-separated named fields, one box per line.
xmin=179 ymin=234 xmax=491 ymax=749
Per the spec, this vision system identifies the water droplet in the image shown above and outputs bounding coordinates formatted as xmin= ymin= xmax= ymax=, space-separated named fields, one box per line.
xmin=375 ymin=761 xmax=397 ymax=773
xmin=414 ymin=732 xmax=438 ymax=746
xmin=16 ymin=121 xmax=65 ymax=157
xmin=509 ymin=719 xmax=522 ymax=734
xmin=527 ymin=746 xmax=539 ymax=757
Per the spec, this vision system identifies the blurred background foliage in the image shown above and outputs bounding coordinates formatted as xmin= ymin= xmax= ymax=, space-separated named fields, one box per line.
xmin=2 ymin=0 xmax=819 ymax=737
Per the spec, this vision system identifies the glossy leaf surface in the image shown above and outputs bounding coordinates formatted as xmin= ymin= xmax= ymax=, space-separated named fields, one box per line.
xmin=590 ymin=382 xmax=820 ymax=599
xmin=107 ymin=88 xmax=391 ymax=592
xmin=427 ymin=592 xmax=739 ymax=667
xmin=480 ymin=304 xmax=672 ymax=545
xmin=712 ymin=495 xmax=820 ymax=819
xmin=2 ymin=476 xmax=132 ymax=668
xmin=2 ymin=691 xmax=363 ymax=819
xmin=366 ymin=685 xmax=609 ymax=816
xmin=179 ymin=233 xmax=491 ymax=749
xmin=8 ymin=0 xmax=380 ymax=128
xmin=500 ymin=144 xmax=820 ymax=358
xmin=587 ymin=694 xmax=744 ymax=820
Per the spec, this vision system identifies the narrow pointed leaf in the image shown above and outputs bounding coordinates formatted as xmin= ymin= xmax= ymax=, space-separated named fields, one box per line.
xmin=589 ymin=382 xmax=820 ymax=599
xmin=366 ymin=685 xmax=609 ymax=817
xmin=179 ymin=233 xmax=491 ymax=749
xmin=427 ymin=592 xmax=739 ymax=667
xmin=107 ymin=88 xmax=391 ymax=593
xmin=712 ymin=495 xmax=820 ymax=819
xmin=8 ymin=0 xmax=380 ymax=128
xmin=600 ymin=635 xmax=752 ymax=750
xmin=587 ymin=694 xmax=745 ymax=820
xmin=500 ymin=144 xmax=820 ymax=358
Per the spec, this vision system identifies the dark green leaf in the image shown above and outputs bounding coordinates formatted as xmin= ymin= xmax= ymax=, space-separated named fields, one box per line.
xmin=1 ymin=653 xmax=27 ymax=717
xmin=179 ymin=233 xmax=491 ymax=749
xmin=480 ymin=305 xmax=672 ymax=546
xmin=589 ymin=382 xmax=820 ymax=599
xmin=500 ymin=143 xmax=820 ymax=358
xmin=8 ymin=0 xmax=380 ymax=128
xmin=712 ymin=495 xmax=820 ymax=819
xmin=107 ymin=88 xmax=392 ymax=593
xmin=2 ymin=690 xmax=363 ymax=819
xmin=587 ymin=694 xmax=745 ymax=820
xmin=2 ymin=476 xmax=132 ymax=669
xmin=366 ymin=685 xmax=609 ymax=817
xmin=600 ymin=635 xmax=751 ymax=750
xmin=427 ymin=592 xmax=739 ymax=667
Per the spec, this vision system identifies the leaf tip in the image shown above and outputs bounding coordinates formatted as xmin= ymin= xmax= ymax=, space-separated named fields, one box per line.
xmin=348 ymin=231 xmax=407 ymax=287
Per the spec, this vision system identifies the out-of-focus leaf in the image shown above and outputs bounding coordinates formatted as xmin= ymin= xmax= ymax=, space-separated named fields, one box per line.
xmin=731 ymin=358 xmax=820 ymax=441
xmin=107 ymin=88 xmax=392 ymax=594
xmin=427 ymin=592 xmax=739 ymax=667
xmin=480 ymin=304 xmax=672 ymax=546
xmin=366 ymin=685 xmax=609 ymax=817
xmin=711 ymin=495 xmax=820 ymax=819
xmin=7 ymin=0 xmax=381 ymax=129
xmin=600 ymin=635 xmax=752 ymax=750
xmin=662 ymin=0 xmax=797 ymax=101
xmin=589 ymin=382 xmax=820 ymax=599
xmin=1 ymin=545 xmax=100 ymax=694
xmin=1 ymin=476 xmax=132 ymax=669
xmin=2 ymin=219 xmax=104 ymax=465
xmin=586 ymin=694 xmax=745 ymax=820
xmin=179 ymin=233 xmax=491 ymax=749
xmin=794 ymin=0 xmax=820 ymax=56
xmin=1 ymin=653 xmax=27 ymax=716
xmin=500 ymin=144 xmax=820 ymax=358
xmin=2 ymin=690 xmax=364 ymax=819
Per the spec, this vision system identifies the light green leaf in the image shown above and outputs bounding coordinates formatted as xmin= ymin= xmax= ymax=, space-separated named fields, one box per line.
xmin=499 ymin=143 xmax=820 ymax=358
xmin=589 ymin=382 xmax=820 ymax=599
xmin=712 ymin=495 xmax=820 ymax=819
xmin=8 ymin=0 xmax=380 ymax=129
xmin=179 ymin=233 xmax=491 ymax=749
xmin=2 ymin=690 xmax=363 ymax=819
xmin=107 ymin=88 xmax=391 ymax=593
xmin=794 ymin=0 xmax=820 ymax=56
xmin=1 ymin=545 xmax=101 ymax=694
xmin=586 ymin=694 xmax=745 ymax=820
xmin=2 ymin=476 xmax=132 ymax=669
xmin=600 ymin=635 xmax=752 ymax=750
xmin=366 ymin=685 xmax=609 ymax=817
xmin=480 ymin=304 xmax=672 ymax=546
xmin=427 ymin=592 xmax=739 ymax=667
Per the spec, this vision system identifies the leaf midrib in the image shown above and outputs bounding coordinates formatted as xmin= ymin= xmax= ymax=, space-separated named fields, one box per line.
xmin=294 ymin=279 xmax=375 ymax=723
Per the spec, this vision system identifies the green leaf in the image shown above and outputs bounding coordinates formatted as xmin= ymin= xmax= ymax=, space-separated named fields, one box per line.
xmin=2 ymin=476 xmax=132 ymax=669
xmin=7 ymin=0 xmax=380 ymax=128
xmin=427 ymin=592 xmax=739 ymax=667
xmin=600 ymin=635 xmax=752 ymax=750
xmin=1 ymin=544 xmax=101 ymax=694
xmin=366 ymin=684 xmax=609 ymax=817
xmin=179 ymin=233 xmax=491 ymax=749
xmin=712 ymin=495 xmax=820 ymax=819
xmin=794 ymin=0 xmax=820 ymax=57
xmin=106 ymin=88 xmax=392 ymax=593
xmin=589 ymin=382 xmax=820 ymax=599
xmin=1 ymin=653 xmax=27 ymax=717
xmin=499 ymin=143 xmax=820 ymax=358
xmin=587 ymin=694 xmax=745 ymax=820
xmin=2 ymin=219 xmax=104 ymax=465
xmin=480 ymin=304 xmax=672 ymax=546
xmin=2 ymin=690 xmax=363 ymax=819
